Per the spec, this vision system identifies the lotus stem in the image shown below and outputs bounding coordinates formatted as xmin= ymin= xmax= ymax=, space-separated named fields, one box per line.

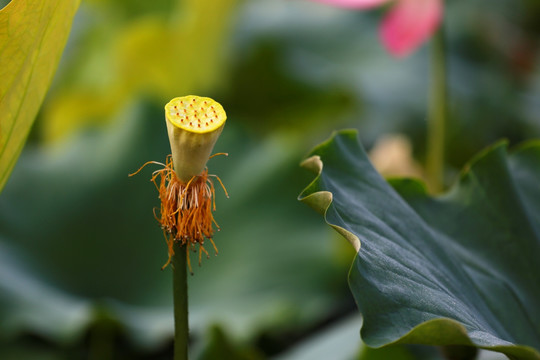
xmin=426 ymin=27 xmax=447 ymax=193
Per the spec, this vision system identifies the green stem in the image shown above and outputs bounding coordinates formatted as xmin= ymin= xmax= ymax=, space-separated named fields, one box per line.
xmin=173 ymin=242 xmax=189 ymax=360
xmin=426 ymin=27 xmax=448 ymax=193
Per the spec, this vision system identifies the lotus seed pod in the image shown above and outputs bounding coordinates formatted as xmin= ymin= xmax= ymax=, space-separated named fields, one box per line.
xmin=165 ymin=95 xmax=226 ymax=182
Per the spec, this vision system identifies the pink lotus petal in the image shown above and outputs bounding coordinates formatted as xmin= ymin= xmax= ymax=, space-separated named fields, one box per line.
xmin=380 ymin=0 xmax=443 ymax=57
xmin=311 ymin=0 xmax=390 ymax=10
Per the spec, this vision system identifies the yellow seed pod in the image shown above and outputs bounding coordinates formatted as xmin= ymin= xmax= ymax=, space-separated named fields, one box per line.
xmin=165 ymin=95 xmax=227 ymax=182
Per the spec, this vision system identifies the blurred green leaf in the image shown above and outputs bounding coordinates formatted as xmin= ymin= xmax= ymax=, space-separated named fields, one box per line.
xmin=0 ymin=344 xmax=64 ymax=360
xmin=358 ymin=344 xmax=417 ymax=360
xmin=84 ymin=0 xmax=175 ymax=20
xmin=274 ymin=315 xmax=363 ymax=360
xmin=223 ymin=41 xmax=356 ymax=135
xmin=275 ymin=314 xmax=438 ymax=360
xmin=0 ymin=101 xmax=346 ymax=351
xmin=232 ymin=0 xmax=540 ymax=175
xmin=0 ymin=0 xmax=80 ymax=192
xmin=41 ymin=0 xmax=238 ymax=142
xmin=196 ymin=325 xmax=264 ymax=360
xmin=299 ymin=131 xmax=540 ymax=359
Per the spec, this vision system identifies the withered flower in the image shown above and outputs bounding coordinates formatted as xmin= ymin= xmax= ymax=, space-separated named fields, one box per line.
xmin=132 ymin=95 xmax=228 ymax=272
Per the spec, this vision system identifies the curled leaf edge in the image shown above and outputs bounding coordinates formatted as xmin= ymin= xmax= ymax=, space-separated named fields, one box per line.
xmin=297 ymin=130 xmax=540 ymax=360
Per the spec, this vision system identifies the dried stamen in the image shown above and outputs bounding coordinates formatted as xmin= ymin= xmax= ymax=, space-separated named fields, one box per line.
xmin=130 ymin=155 xmax=228 ymax=273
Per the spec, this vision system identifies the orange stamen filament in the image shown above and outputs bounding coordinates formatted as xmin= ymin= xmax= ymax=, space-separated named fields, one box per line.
xmin=130 ymin=155 xmax=227 ymax=273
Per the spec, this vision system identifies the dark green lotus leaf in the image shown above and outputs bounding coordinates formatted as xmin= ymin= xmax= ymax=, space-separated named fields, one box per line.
xmin=299 ymin=130 xmax=540 ymax=360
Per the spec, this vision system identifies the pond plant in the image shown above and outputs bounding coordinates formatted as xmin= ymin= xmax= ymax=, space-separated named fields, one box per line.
xmin=131 ymin=95 xmax=228 ymax=359
xmin=1 ymin=0 xmax=540 ymax=359
xmin=300 ymin=1 xmax=540 ymax=360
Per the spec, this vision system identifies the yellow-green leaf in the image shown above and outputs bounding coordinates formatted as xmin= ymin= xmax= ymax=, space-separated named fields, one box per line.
xmin=40 ymin=0 xmax=238 ymax=142
xmin=0 ymin=0 xmax=80 ymax=192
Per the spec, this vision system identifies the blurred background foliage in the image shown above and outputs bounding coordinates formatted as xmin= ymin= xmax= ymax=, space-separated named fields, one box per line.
xmin=0 ymin=0 xmax=539 ymax=359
